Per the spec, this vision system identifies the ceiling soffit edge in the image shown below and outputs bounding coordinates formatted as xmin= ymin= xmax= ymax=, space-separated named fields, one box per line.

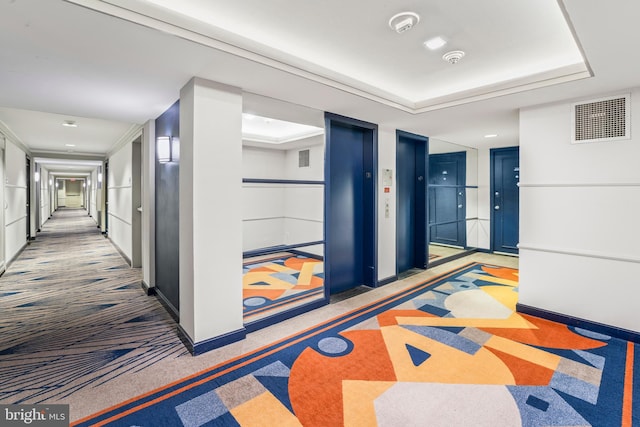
xmin=65 ymin=0 xmax=592 ymax=116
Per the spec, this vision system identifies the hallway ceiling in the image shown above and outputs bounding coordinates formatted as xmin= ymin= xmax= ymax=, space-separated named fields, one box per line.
xmin=0 ymin=0 xmax=639 ymax=163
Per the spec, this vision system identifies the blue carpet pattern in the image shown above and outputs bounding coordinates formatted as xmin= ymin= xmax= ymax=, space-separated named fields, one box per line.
xmin=0 ymin=208 xmax=187 ymax=404
xmin=74 ymin=263 xmax=639 ymax=426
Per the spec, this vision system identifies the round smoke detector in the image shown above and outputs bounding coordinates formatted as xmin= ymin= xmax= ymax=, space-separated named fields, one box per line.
xmin=388 ymin=12 xmax=420 ymax=34
xmin=442 ymin=50 xmax=465 ymax=64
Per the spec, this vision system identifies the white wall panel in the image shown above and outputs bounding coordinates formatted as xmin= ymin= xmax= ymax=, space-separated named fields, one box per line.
xmin=108 ymin=141 xmax=133 ymax=262
xmin=377 ymin=127 xmax=396 ymax=280
xmin=520 ymin=186 xmax=640 ymax=258
xmin=519 ymin=249 xmax=640 ymax=332
xmin=519 ymin=87 xmax=640 ymax=332
xmin=107 ymin=214 xmax=132 ymax=260
xmin=242 ymin=146 xmax=285 ymax=178
xmin=284 ymin=138 xmax=324 ymax=180
xmin=243 ymin=219 xmax=285 ymax=251
xmin=5 ymin=140 xmax=26 ymax=262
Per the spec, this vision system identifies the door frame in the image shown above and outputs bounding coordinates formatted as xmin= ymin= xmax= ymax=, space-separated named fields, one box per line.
xmin=26 ymin=156 xmax=31 ymax=241
xmin=490 ymin=146 xmax=519 ymax=254
xmin=324 ymin=112 xmax=378 ymax=296
xmin=395 ymin=130 xmax=428 ymax=275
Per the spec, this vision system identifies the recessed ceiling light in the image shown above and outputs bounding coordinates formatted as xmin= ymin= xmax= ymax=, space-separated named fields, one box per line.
xmin=388 ymin=12 xmax=420 ymax=34
xmin=62 ymin=120 xmax=78 ymax=128
xmin=65 ymin=144 xmax=76 ymax=147
xmin=424 ymin=36 xmax=447 ymax=50
xmin=484 ymin=134 xmax=498 ymax=138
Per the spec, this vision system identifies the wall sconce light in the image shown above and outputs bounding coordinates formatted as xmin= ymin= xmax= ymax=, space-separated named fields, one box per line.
xmin=49 ymin=179 xmax=53 ymax=186
xmin=157 ymin=136 xmax=179 ymax=164
xmin=87 ymin=178 xmax=91 ymax=186
xmin=55 ymin=181 xmax=59 ymax=188
xmin=83 ymin=181 xmax=86 ymax=188
xmin=34 ymin=171 xmax=40 ymax=182
xmin=98 ymin=172 xmax=103 ymax=183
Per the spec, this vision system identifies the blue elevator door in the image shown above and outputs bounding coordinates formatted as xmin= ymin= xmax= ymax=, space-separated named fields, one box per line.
xmin=326 ymin=118 xmax=376 ymax=294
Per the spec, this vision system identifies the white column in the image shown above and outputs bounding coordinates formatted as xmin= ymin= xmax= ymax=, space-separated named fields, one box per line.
xmin=179 ymin=77 xmax=244 ymax=349
xmin=141 ymin=120 xmax=156 ymax=290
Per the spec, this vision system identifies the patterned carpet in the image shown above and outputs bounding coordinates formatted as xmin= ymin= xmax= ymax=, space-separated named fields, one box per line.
xmin=74 ymin=262 xmax=639 ymax=426
xmin=243 ymin=253 xmax=324 ymax=323
xmin=0 ymin=208 xmax=187 ymax=404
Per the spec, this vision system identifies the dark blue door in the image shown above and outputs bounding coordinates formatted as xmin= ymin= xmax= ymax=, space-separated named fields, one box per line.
xmin=397 ymin=131 xmax=427 ymax=274
xmin=429 ymin=152 xmax=466 ymax=247
xmin=326 ymin=114 xmax=377 ymax=294
xmin=491 ymin=147 xmax=519 ymax=254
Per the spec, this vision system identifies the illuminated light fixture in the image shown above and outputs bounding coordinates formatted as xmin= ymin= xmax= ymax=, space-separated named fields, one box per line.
xmin=157 ymin=136 xmax=179 ymax=164
xmin=62 ymin=120 xmax=78 ymax=128
xmin=484 ymin=134 xmax=498 ymax=138
xmin=49 ymin=179 xmax=52 ymax=186
xmin=83 ymin=182 xmax=86 ymax=188
xmin=65 ymin=143 xmax=76 ymax=147
xmin=87 ymin=178 xmax=91 ymax=185
xmin=424 ymin=36 xmax=447 ymax=50
xmin=388 ymin=11 xmax=420 ymax=34
xmin=98 ymin=172 xmax=102 ymax=183
xmin=55 ymin=181 xmax=59 ymax=188
xmin=34 ymin=171 xmax=39 ymax=182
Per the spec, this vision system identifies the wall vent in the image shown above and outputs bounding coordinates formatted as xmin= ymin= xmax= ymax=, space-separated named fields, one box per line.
xmin=298 ymin=149 xmax=310 ymax=168
xmin=572 ymin=94 xmax=630 ymax=144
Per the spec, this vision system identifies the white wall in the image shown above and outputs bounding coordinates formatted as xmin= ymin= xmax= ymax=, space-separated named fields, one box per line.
xmin=39 ymin=167 xmax=50 ymax=229
xmin=141 ymin=120 xmax=155 ymax=288
xmin=475 ymin=148 xmax=491 ymax=250
xmin=242 ymin=137 xmax=324 ymax=254
xmin=108 ymin=140 xmax=133 ymax=262
xmin=518 ymin=89 xmax=640 ymax=332
xmin=89 ymin=169 xmax=99 ymax=225
xmin=5 ymin=140 xmax=27 ymax=263
xmin=378 ymin=127 xmax=396 ymax=280
xmin=180 ymin=77 xmax=244 ymax=344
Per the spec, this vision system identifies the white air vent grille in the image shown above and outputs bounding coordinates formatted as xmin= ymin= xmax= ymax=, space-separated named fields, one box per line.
xmin=298 ymin=149 xmax=310 ymax=168
xmin=572 ymin=94 xmax=630 ymax=144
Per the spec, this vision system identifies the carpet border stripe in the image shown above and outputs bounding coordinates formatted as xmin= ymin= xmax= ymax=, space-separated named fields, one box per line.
xmin=72 ymin=262 xmax=478 ymax=426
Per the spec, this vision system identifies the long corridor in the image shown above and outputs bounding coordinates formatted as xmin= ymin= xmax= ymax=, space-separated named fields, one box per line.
xmin=0 ymin=208 xmax=186 ymax=405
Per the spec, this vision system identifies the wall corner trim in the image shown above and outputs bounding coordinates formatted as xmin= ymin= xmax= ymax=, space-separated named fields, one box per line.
xmin=177 ymin=326 xmax=247 ymax=356
xmin=140 ymin=280 xmax=156 ymax=296
xmin=516 ymin=303 xmax=640 ymax=344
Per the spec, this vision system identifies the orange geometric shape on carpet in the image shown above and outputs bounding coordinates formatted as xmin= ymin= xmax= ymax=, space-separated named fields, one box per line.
xmin=248 ymin=266 xmax=277 ymax=273
xmin=480 ymin=313 xmax=606 ymax=350
xmin=284 ymin=257 xmax=320 ymax=270
xmin=485 ymin=347 xmax=556 ymax=385
xmin=292 ymin=276 xmax=324 ymax=290
xmin=481 ymin=265 xmax=518 ymax=282
xmin=377 ymin=310 xmax=436 ymax=327
xmin=289 ymin=330 xmax=396 ymax=427
xmin=242 ymin=289 xmax=284 ymax=300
